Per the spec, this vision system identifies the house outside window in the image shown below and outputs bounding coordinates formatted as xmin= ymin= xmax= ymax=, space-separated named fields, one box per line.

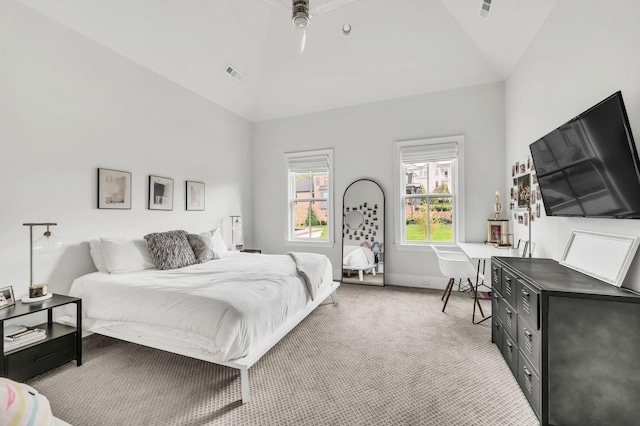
xmin=285 ymin=149 xmax=334 ymax=245
xmin=395 ymin=136 xmax=465 ymax=246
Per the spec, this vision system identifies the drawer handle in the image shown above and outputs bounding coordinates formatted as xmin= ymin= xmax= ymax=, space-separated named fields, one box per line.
xmin=524 ymin=328 xmax=532 ymax=339
xmin=523 ymin=365 xmax=532 ymax=377
xmin=35 ymin=352 xmax=56 ymax=363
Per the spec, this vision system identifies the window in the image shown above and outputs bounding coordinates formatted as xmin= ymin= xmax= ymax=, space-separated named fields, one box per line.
xmin=285 ymin=149 xmax=334 ymax=245
xmin=395 ymin=136 xmax=464 ymax=246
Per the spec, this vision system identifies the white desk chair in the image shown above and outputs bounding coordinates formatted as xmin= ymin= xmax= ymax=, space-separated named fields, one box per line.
xmin=432 ymin=245 xmax=485 ymax=318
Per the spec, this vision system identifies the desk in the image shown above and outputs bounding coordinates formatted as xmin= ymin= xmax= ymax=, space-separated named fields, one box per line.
xmin=458 ymin=243 xmax=520 ymax=324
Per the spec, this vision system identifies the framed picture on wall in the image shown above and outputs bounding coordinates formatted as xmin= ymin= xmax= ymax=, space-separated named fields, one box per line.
xmin=186 ymin=181 xmax=205 ymax=211
xmin=98 ymin=168 xmax=131 ymax=209
xmin=148 ymin=175 xmax=174 ymax=211
xmin=517 ymin=174 xmax=531 ymax=208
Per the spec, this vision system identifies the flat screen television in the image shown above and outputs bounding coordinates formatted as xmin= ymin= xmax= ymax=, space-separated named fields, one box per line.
xmin=529 ymin=91 xmax=640 ymax=218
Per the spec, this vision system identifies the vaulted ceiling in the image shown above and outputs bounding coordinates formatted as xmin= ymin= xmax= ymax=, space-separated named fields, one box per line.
xmin=17 ymin=0 xmax=558 ymax=122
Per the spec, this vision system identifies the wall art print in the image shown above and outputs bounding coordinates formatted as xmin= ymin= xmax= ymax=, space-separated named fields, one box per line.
xmin=98 ymin=168 xmax=131 ymax=209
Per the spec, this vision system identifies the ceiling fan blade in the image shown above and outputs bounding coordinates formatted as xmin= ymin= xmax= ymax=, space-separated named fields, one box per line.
xmin=294 ymin=27 xmax=307 ymax=58
xmin=263 ymin=0 xmax=289 ymax=13
xmin=311 ymin=0 xmax=357 ymax=15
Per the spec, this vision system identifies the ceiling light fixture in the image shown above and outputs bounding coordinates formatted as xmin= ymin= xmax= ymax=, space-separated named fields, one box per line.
xmin=292 ymin=0 xmax=310 ymax=28
xmin=341 ymin=23 xmax=352 ymax=37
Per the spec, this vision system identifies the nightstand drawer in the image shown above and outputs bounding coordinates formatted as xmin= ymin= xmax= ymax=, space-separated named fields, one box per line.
xmin=6 ymin=333 xmax=76 ymax=381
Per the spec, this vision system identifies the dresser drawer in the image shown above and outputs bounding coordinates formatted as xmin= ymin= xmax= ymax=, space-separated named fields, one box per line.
xmin=492 ymin=290 xmax=502 ymax=319
xmin=492 ymin=318 xmax=503 ymax=350
xmin=500 ymin=299 xmax=518 ymax=341
xmin=491 ymin=263 xmax=502 ymax=294
xmin=518 ymin=351 xmax=541 ymax=418
xmin=518 ymin=316 xmax=541 ymax=374
xmin=6 ymin=333 xmax=77 ymax=382
xmin=502 ymin=332 xmax=518 ymax=377
xmin=501 ymin=269 xmax=518 ymax=308
xmin=517 ymin=279 xmax=539 ymax=329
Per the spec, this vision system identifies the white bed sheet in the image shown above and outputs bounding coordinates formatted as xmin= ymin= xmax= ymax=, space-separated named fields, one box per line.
xmin=69 ymin=252 xmax=333 ymax=362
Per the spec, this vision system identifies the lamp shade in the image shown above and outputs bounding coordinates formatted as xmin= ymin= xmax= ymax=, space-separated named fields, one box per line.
xmin=34 ymin=232 xmax=64 ymax=253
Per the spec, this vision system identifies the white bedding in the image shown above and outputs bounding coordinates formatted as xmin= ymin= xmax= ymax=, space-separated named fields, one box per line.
xmin=69 ymin=252 xmax=333 ymax=362
xmin=343 ymin=246 xmax=375 ymax=269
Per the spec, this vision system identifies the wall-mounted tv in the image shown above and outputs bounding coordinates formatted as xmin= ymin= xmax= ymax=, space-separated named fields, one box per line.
xmin=529 ymin=91 xmax=640 ymax=219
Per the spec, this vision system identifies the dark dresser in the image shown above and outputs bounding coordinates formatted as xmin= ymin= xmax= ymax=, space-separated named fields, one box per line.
xmin=491 ymin=257 xmax=640 ymax=426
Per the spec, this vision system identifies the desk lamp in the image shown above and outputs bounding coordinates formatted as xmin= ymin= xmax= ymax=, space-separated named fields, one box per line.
xmin=23 ymin=223 xmax=63 ymax=298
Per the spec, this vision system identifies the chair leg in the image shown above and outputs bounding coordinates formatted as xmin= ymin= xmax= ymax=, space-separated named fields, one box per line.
xmin=468 ymin=278 xmax=485 ymax=318
xmin=442 ymin=278 xmax=455 ymax=313
xmin=441 ymin=278 xmax=454 ymax=301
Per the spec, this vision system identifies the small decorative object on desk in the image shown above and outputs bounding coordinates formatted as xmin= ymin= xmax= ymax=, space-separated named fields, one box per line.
xmin=493 ymin=191 xmax=503 ymax=220
xmin=21 ymin=293 xmax=53 ymax=303
xmin=486 ymin=219 xmax=510 ymax=247
xmin=29 ymin=283 xmax=47 ymax=298
xmin=0 ymin=286 xmax=15 ymax=309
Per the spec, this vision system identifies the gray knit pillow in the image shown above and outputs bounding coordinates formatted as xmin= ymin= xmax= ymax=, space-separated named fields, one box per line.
xmin=144 ymin=230 xmax=196 ymax=270
xmin=187 ymin=233 xmax=215 ymax=263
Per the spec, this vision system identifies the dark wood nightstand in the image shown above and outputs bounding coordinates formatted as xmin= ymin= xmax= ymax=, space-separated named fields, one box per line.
xmin=241 ymin=249 xmax=262 ymax=254
xmin=0 ymin=294 xmax=82 ymax=381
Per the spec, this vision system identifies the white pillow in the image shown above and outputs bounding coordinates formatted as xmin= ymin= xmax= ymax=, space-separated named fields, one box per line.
xmin=99 ymin=238 xmax=156 ymax=273
xmin=88 ymin=239 xmax=108 ymax=273
xmin=210 ymin=228 xmax=229 ymax=258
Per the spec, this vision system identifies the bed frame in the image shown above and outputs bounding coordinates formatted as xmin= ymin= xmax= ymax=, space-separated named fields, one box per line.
xmin=59 ymin=280 xmax=340 ymax=403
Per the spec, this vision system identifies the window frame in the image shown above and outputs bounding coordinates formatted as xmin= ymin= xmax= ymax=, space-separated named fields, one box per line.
xmin=394 ymin=136 xmax=465 ymax=249
xmin=285 ymin=149 xmax=334 ymax=247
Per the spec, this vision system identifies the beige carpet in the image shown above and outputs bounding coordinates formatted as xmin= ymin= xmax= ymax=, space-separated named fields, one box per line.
xmin=27 ymin=284 xmax=539 ymax=426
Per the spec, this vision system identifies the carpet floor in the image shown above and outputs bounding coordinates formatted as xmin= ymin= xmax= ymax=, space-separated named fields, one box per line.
xmin=27 ymin=284 xmax=539 ymax=426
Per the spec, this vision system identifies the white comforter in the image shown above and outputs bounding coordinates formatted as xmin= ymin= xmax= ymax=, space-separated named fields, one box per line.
xmin=69 ymin=252 xmax=332 ymax=361
xmin=343 ymin=246 xmax=375 ymax=269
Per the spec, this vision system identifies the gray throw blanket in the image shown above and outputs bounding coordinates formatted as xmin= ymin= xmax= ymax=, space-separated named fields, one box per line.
xmin=287 ymin=252 xmax=328 ymax=301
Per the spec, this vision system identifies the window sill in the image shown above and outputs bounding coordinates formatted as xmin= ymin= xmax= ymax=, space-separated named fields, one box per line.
xmin=395 ymin=242 xmax=458 ymax=252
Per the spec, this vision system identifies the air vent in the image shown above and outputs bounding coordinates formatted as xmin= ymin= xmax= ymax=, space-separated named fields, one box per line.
xmin=225 ymin=64 xmax=243 ymax=82
xmin=479 ymin=0 xmax=492 ymax=19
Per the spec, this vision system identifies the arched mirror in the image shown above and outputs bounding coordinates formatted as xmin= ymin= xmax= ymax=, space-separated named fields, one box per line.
xmin=342 ymin=179 xmax=384 ymax=286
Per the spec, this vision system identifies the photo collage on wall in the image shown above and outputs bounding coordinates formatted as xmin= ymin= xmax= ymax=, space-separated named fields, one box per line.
xmin=343 ymin=202 xmax=379 ymax=244
xmin=510 ymin=156 xmax=542 ymax=226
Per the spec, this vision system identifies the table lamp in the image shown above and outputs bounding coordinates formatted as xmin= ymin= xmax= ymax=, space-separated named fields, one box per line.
xmin=23 ymin=223 xmax=63 ymax=299
xmin=230 ymin=216 xmax=243 ymax=251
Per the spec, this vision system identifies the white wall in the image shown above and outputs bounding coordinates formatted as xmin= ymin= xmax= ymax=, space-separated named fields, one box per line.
xmin=505 ymin=0 xmax=640 ymax=291
xmin=252 ymin=82 xmax=505 ymax=288
xmin=0 ymin=0 xmax=253 ymax=298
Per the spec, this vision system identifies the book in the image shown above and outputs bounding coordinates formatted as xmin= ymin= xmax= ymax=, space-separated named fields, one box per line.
xmin=4 ymin=324 xmax=28 ymax=338
xmin=4 ymin=326 xmax=43 ymax=341
xmin=4 ymin=329 xmax=46 ymax=351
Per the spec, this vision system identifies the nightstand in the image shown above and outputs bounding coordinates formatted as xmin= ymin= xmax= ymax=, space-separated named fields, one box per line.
xmin=241 ymin=249 xmax=262 ymax=254
xmin=0 ymin=294 xmax=81 ymax=381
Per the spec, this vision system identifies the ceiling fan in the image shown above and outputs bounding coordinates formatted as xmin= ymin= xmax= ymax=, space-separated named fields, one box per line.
xmin=264 ymin=0 xmax=357 ymax=57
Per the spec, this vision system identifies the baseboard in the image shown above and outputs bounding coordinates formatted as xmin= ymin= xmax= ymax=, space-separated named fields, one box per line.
xmin=335 ymin=270 xmax=452 ymax=290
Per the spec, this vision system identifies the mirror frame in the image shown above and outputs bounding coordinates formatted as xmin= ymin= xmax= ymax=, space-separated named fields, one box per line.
xmin=341 ymin=178 xmax=385 ymax=286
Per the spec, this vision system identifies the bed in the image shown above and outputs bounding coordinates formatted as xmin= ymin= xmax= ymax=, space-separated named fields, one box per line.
xmin=58 ymin=230 xmax=339 ymax=403
xmin=342 ymin=245 xmax=376 ymax=281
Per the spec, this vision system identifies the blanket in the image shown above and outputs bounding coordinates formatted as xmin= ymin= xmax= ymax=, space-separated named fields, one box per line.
xmin=343 ymin=246 xmax=375 ymax=269
xmin=287 ymin=252 xmax=328 ymax=301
